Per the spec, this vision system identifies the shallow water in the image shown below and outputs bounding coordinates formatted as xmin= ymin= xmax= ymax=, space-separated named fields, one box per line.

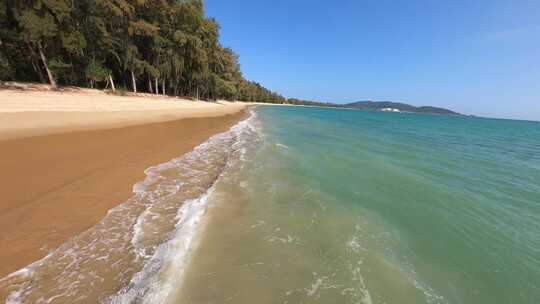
xmin=2 ymin=106 xmax=540 ymax=303
xmin=178 ymin=106 xmax=540 ymax=304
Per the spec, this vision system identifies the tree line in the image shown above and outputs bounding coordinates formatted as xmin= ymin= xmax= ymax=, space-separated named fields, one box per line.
xmin=0 ymin=0 xmax=320 ymax=104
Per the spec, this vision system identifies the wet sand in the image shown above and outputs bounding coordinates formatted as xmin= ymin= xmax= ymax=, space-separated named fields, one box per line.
xmin=0 ymin=86 xmax=249 ymax=280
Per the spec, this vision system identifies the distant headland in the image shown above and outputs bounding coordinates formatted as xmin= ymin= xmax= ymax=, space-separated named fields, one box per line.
xmin=345 ymin=101 xmax=462 ymax=115
xmin=284 ymin=99 xmax=462 ymax=116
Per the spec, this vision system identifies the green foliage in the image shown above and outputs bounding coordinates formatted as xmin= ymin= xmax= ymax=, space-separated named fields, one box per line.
xmin=85 ymin=61 xmax=110 ymax=83
xmin=17 ymin=10 xmax=58 ymax=42
xmin=61 ymin=30 xmax=87 ymax=55
xmin=48 ymin=59 xmax=70 ymax=73
xmin=0 ymin=0 xmax=319 ymax=105
xmin=0 ymin=55 xmax=14 ymax=80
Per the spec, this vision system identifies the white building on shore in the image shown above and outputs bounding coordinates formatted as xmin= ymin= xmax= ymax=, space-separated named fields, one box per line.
xmin=381 ymin=108 xmax=401 ymax=112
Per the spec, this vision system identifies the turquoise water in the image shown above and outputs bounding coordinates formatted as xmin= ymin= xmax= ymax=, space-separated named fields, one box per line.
xmin=178 ymin=106 xmax=540 ymax=304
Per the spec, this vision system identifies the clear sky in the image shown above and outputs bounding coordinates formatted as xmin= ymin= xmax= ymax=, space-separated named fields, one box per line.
xmin=206 ymin=0 xmax=540 ymax=121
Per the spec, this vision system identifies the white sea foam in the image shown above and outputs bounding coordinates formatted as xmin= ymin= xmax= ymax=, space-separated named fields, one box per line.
xmin=345 ymin=236 xmax=367 ymax=253
xmin=106 ymin=187 xmax=215 ymax=304
xmin=306 ymin=274 xmax=324 ymax=297
xmin=107 ymin=109 xmax=261 ymax=303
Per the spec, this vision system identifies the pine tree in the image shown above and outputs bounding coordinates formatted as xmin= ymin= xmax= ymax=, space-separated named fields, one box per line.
xmin=0 ymin=0 xmax=299 ymax=104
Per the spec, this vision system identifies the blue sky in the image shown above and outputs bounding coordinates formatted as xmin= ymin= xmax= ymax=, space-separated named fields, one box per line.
xmin=206 ymin=0 xmax=540 ymax=121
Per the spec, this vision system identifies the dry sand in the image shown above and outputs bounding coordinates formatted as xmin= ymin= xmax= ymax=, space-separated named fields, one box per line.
xmin=0 ymin=84 xmax=250 ymax=278
xmin=0 ymin=83 xmax=248 ymax=140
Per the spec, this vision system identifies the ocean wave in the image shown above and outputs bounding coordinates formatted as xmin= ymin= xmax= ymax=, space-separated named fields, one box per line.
xmin=106 ymin=187 xmax=216 ymax=304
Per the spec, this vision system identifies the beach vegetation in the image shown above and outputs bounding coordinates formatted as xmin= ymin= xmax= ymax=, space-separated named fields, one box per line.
xmin=85 ymin=60 xmax=111 ymax=89
xmin=0 ymin=0 xmax=296 ymax=103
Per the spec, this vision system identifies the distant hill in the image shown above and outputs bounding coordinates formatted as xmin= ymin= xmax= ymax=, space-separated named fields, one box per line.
xmin=346 ymin=101 xmax=461 ymax=115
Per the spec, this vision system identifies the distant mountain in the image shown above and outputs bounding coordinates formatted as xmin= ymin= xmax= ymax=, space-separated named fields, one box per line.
xmin=345 ymin=101 xmax=461 ymax=115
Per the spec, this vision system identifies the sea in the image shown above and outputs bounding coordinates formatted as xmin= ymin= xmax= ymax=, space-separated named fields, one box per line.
xmin=2 ymin=105 xmax=540 ymax=304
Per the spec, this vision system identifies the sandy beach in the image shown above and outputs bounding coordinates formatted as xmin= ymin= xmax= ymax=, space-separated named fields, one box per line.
xmin=0 ymin=84 xmax=249 ymax=281
xmin=0 ymin=83 xmax=248 ymax=140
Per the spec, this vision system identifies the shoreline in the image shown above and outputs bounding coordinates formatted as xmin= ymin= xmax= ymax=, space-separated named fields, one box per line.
xmin=107 ymin=112 xmax=257 ymax=303
xmin=0 ymin=87 xmax=250 ymax=281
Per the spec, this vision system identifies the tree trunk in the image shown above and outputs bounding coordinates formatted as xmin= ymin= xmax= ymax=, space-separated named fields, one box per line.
xmin=155 ymin=77 xmax=158 ymax=94
xmin=196 ymin=85 xmax=199 ymax=100
xmin=148 ymin=75 xmax=153 ymax=93
xmin=37 ymin=42 xmax=56 ymax=88
xmin=27 ymin=43 xmax=45 ymax=83
xmin=131 ymin=70 xmax=137 ymax=93
xmin=31 ymin=59 xmax=45 ymax=83
xmin=109 ymin=74 xmax=116 ymax=91
xmin=162 ymin=79 xmax=165 ymax=96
